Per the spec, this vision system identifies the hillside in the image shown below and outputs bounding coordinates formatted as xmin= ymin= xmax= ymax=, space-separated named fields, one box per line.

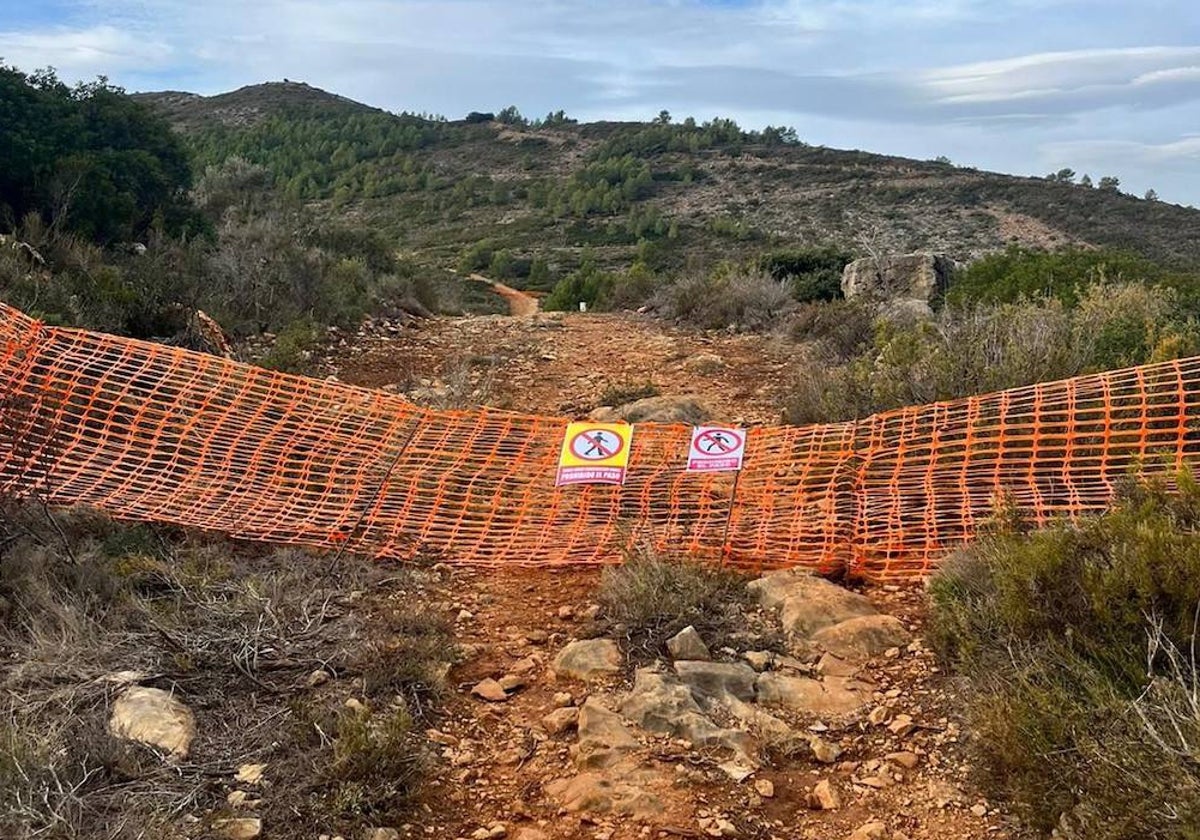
xmin=136 ymin=82 xmax=1200 ymax=291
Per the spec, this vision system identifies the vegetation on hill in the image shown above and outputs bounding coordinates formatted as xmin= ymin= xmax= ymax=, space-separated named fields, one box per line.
xmin=135 ymin=81 xmax=1200 ymax=308
xmin=0 ymin=69 xmax=441 ymax=362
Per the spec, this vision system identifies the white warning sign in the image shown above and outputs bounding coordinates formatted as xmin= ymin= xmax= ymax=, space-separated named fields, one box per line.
xmin=687 ymin=426 xmax=746 ymax=473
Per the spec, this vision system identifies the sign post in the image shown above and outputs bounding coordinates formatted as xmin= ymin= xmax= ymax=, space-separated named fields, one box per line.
xmin=556 ymin=422 xmax=633 ymax=486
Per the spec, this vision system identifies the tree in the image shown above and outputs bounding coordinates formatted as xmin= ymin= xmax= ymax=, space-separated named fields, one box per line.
xmin=496 ymin=105 xmax=526 ymax=126
xmin=1048 ymin=168 xmax=1075 ymax=183
xmin=655 ymin=110 xmax=671 ymax=125
xmin=0 ymin=64 xmax=199 ymax=243
xmin=1080 ymin=174 xmax=1094 ymax=188
xmin=1098 ymin=176 xmax=1121 ymax=192
xmin=1145 ymin=189 xmax=1160 ymax=202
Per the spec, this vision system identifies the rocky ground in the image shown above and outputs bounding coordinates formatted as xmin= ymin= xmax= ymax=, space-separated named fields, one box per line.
xmin=394 ymin=566 xmax=1012 ymax=840
xmin=6 ymin=304 xmax=1017 ymax=839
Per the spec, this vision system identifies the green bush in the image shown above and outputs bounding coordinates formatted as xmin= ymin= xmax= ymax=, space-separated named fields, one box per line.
xmin=947 ymin=246 xmax=1177 ymax=308
xmin=759 ymin=246 xmax=852 ymax=303
xmin=784 ymin=283 xmax=1200 ymax=424
xmin=928 ymin=473 xmax=1200 ymax=839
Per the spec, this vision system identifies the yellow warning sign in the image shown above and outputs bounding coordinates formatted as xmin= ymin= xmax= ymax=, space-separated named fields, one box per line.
xmin=556 ymin=422 xmax=633 ymax=486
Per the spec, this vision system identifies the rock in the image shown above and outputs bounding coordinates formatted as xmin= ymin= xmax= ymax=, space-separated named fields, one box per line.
xmin=888 ymin=714 xmax=916 ymax=737
xmin=575 ymin=700 xmax=639 ymax=769
xmin=816 ymin=653 xmax=858 ymax=677
xmin=214 ymin=818 xmax=262 ymax=840
xmin=553 ymin=639 xmax=622 ymax=681
xmin=589 ymin=396 xmax=712 ymax=425
xmin=472 ymin=678 xmax=509 ymax=702
xmin=525 ymin=630 xmax=549 ymax=645
xmin=754 ymin=673 xmax=869 ymax=717
xmin=742 ymin=651 xmax=772 ymax=671
xmin=620 ymin=669 xmax=753 ymax=757
xmin=546 ymin=770 xmax=662 ymax=816
xmin=666 ymin=626 xmax=711 ymax=661
xmin=847 ymin=820 xmax=887 ymax=840
xmin=754 ymin=778 xmax=775 ymax=798
xmin=498 ymin=674 xmax=525 ymax=692
xmin=542 ymin=706 xmax=580 ymax=735
xmin=674 ymin=660 xmax=757 ymax=703
xmin=840 ymin=253 xmax=954 ymax=318
xmin=234 ymin=763 xmax=266 ymax=784
xmin=886 ymin=751 xmax=919 ymax=769
xmin=970 ymin=804 xmax=988 ymax=817
xmin=552 ymin=691 xmax=574 ymax=707
xmin=306 ymin=669 xmax=331 ymax=687
xmin=364 ymin=830 xmax=401 ymax=840
xmin=808 ymin=779 xmax=841 ymax=810
xmin=808 ymin=735 xmax=843 ymax=764
xmin=108 ymin=686 xmax=196 ymax=759
xmin=811 ymin=615 xmax=912 ymax=661
xmin=719 ymin=760 xmax=755 ymax=782
xmin=513 ymin=831 xmax=549 ymax=840
xmin=867 ymin=706 xmax=893 ymax=725
xmin=747 ymin=571 xmax=877 ymax=637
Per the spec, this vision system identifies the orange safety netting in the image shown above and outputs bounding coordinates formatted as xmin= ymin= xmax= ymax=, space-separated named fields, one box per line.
xmin=1 ymin=301 xmax=1198 ymax=581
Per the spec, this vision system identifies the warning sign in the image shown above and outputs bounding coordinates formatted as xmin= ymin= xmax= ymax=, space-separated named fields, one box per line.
xmin=556 ymin=422 xmax=633 ymax=486
xmin=687 ymin=426 xmax=746 ymax=473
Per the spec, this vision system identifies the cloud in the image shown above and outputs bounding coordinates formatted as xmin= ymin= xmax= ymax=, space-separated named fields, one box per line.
xmin=0 ymin=24 xmax=172 ymax=78
xmin=2 ymin=1 xmax=1199 ymax=201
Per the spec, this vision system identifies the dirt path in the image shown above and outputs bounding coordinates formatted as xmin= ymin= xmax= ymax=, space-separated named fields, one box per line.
xmin=314 ymin=308 xmax=1009 ymax=840
xmin=323 ymin=310 xmax=794 ymax=423
xmin=470 ymin=273 xmax=541 ymax=317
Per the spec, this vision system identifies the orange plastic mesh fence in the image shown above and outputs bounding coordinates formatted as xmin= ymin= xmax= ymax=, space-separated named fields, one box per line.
xmin=2 ymin=301 xmax=1199 ymax=581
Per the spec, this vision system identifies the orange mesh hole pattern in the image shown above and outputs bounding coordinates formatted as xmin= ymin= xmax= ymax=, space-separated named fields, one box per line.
xmin=2 ymin=301 xmax=1198 ymax=581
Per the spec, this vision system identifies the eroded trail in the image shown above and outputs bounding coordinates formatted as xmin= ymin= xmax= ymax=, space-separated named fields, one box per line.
xmin=470 ymin=273 xmax=541 ymax=317
xmin=324 ymin=310 xmax=794 ymax=423
xmin=313 ymin=310 xmax=1012 ymax=840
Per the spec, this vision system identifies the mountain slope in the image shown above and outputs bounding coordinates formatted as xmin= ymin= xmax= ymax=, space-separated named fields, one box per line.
xmin=138 ymin=82 xmax=1200 ymax=287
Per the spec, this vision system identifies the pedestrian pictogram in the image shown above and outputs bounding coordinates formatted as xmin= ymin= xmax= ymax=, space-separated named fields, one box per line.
xmin=570 ymin=428 xmax=625 ymax=461
xmin=687 ymin=426 xmax=746 ymax=472
xmin=557 ymin=422 xmax=633 ymax=485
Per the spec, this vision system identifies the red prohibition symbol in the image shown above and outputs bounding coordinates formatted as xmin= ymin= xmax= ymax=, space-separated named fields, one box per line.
xmin=693 ymin=428 xmax=744 ymax=456
xmin=570 ymin=429 xmax=626 ymax=461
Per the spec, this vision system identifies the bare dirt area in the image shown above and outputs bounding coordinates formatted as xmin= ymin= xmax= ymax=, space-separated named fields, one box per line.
xmin=322 ymin=311 xmax=795 ymax=423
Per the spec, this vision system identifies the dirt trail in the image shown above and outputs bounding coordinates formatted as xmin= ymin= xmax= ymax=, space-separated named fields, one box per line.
xmin=315 ymin=308 xmax=1010 ymax=840
xmin=470 ymin=272 xmax=541 ymax=317
xmin=324 ymin=310 xmax=794 ymax=423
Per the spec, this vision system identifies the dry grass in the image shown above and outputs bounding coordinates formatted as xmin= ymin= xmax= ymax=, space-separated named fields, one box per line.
xmin=0 ymin=502 xmax=455 ymax=839
xmin=592 ymin=544 xmax=757 ymax=661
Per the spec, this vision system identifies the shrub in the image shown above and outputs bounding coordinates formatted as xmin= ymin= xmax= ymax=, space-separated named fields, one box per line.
xmin=759 ymin=245 xmax=852 ymax=303
xmin=654 ymin=265 xmax=794 ymax=331
xmin=594 ymin=546 xmax=751 ymax=659
xmin=928 ymin=473 xmax=1200 ymax=839
xmin=783 ymin=282 xmax=1200 ymax=424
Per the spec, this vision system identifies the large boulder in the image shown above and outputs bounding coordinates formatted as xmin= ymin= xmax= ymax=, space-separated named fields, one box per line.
xmin=840 ymin=253 xmax=954 ymax=319
xmin=673 ymin=660 xmax=757 ymax=703
xmin=747 ymin=570 xmax=877 ymax=637
xmin=620 ymin=669 xmax=753 ymax=757
xmin=589 ymin=396 xmax=712 ymax=425
xmin=755 ymin=673 xmax=871 ymax=717
xmin=108 ymin=686 xmax=196 ymax=759
xmin=553 ymin=639 xmax=622 ymax=681
xmin=811 ymin=615 xmax=912 ymax=661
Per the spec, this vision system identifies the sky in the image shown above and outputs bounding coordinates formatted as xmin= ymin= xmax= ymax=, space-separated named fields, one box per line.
xmin=1 ymin=0 xmax=1199 ymax=205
